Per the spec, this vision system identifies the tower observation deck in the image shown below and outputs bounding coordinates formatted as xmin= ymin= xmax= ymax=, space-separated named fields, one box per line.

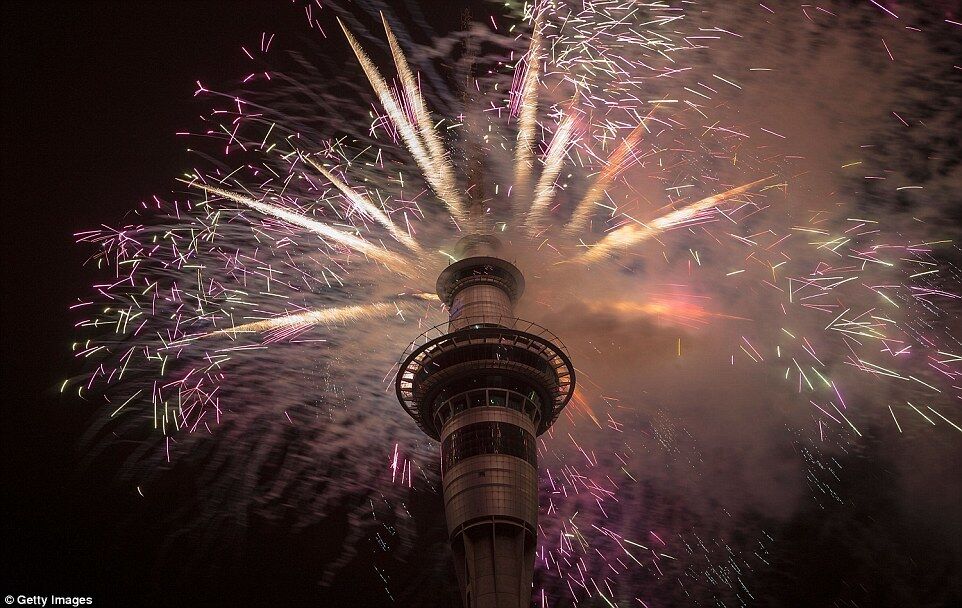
xmin=396 ymin=236 xmax=576 ymax=608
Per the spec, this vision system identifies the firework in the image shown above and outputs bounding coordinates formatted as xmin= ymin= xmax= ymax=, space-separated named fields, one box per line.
xmin=72 ymin=2 xmax=960 ymax=605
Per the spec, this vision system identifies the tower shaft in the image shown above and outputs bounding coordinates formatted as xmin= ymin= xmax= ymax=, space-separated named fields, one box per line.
xmin=441 ymin=267 xmax=537 ymax=608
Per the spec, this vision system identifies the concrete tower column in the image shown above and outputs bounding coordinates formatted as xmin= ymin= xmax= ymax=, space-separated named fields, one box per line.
xmin=439 ymin=250 xmax=536 ymax=607
xmin=397 ymin=236 xmax=575 ymax=608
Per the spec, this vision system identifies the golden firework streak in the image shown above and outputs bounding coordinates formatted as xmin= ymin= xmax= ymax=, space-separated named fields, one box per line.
xmin=565 ymin=107 xmax=659 ymax=235
xmin=580 ymin=176 xmax=775 ymax=262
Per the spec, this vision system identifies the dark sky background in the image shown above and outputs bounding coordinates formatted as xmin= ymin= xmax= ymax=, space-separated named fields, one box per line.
xmin=0 ymin=2 xmax=398 ymax=606
xmin=2 ymin=2 xmax=960 ymax=607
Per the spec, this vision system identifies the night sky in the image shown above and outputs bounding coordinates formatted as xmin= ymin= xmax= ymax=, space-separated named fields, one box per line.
xmin=3 ymin=2 xmax=960 ymax=607
xmin=2 ymin=3 xmax=380 ymax=606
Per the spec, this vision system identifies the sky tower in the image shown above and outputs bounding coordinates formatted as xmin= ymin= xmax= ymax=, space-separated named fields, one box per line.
xmin=396 ymin=235 xmax=576 ymax=608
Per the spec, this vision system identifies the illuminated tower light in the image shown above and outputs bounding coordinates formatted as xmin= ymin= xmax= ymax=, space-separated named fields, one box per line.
xmin=397 ymin=235 xmax=575 ymax=608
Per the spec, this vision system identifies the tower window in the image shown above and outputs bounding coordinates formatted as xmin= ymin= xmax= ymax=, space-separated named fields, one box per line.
xmin=441 ymin=421 xmax=536 ymax=472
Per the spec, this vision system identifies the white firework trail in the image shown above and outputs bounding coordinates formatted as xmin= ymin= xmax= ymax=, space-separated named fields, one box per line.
xmin=525 ymin=107 xmax=580 ymax=233
xmin=512 ymin=13 xmax=543 ymax=196
xmin=338 ymin=18 xmax=467 ymax=223
xmin=301 ymin=154 xmax=422 ymax=253
xmin=184 ymin=178 xmax=418 ymax=276
xmin=379 ymin=13 xmax=462 ymax=217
